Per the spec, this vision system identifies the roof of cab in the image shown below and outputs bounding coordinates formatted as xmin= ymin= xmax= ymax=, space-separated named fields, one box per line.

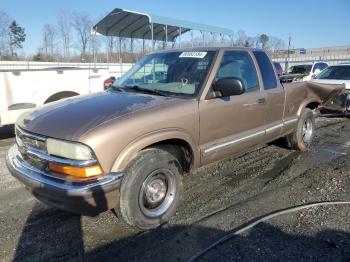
xmin=148 ymin=46 xmax=265 ymax=55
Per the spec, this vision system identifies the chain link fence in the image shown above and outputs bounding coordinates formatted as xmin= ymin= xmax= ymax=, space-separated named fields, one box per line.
xmin=273 ymin=54 xmax=350 ymax=71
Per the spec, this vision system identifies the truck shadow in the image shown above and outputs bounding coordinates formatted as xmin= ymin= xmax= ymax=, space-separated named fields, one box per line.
xmin=13 ymin=182 xmax=109 ymax=262
xmin=84 ymin=222 xmax=350 ymax=262
xmin=13 ymin=199 xmax=350 ymax=261
xmin=13 ymin=205 xmax=84 ymax=261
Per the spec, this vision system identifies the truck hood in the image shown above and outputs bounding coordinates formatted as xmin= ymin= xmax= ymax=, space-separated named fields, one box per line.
xmin=17 ymin=91 xmax=176 ymax=141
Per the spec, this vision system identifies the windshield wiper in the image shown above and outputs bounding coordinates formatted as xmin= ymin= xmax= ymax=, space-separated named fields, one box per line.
xmin=110 ymin=86 xmax=125 ymax=92
xmin=124 ymin=85 xmax=168 ymax=97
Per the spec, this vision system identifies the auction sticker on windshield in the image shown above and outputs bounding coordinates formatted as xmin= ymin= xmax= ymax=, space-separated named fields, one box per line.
xmin=179 ymin=52 xmax=207 ymax=58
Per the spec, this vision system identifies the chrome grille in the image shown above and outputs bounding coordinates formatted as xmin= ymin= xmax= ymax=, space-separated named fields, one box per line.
xmin=15 ymin=127 xmax=48 ymax=171
xmin=15 ymin=128 xmax=46 ymax=152
xmin=14 ymin=127 xmax=98 ymax=169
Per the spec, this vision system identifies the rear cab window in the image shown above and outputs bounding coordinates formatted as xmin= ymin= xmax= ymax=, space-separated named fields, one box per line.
xmin=253 ymin=51 xmax=278 ymax=90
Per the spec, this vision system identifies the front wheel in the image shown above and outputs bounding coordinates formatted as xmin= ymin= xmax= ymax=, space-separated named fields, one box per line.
xmin=117 ymin=147 xmax=183 ymax=230
xmin=287 ymin=108 xmax=315 ymax=151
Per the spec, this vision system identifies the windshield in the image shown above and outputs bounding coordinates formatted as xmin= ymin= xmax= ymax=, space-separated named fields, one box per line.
xmin=316 ymin=65 xmax=350 ymax=80
xmin=287 ymin=65 xmax=312 ymax=74
xmin=112 ymin=51 xmax=216 ymax=97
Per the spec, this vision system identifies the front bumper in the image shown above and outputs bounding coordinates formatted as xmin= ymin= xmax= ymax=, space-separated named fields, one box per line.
xmin=6 ymin=144 xmax=123 ymax=216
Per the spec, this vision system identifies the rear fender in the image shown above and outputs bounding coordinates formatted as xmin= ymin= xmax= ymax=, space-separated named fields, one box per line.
xmin=297 ymin=98 xmax=321 ymax=116
xmin=297 ymin=82 xmax=345 ymax=115
xmin=306 ymin=82 xmax=345 ymax=105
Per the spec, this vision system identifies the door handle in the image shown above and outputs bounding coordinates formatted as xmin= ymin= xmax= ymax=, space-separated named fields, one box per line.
xmin=243 ymin=98 xmax=266 ymax=107
xmin=258 ymin=98 xmax=266 ymax=105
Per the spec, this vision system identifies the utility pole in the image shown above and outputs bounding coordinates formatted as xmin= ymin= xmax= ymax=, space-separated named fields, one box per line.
xmin=286 ymin=33 xmax=291 ymax=72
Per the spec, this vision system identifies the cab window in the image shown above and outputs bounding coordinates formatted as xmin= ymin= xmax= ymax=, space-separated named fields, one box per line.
xmin=215 ymin=51 xmax=259 ymax=92
xmin=253 ymin=51 xmax=278 ymax=90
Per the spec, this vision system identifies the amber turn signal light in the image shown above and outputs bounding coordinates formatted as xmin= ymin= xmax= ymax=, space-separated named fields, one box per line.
xmin=48 ymin=162 xmax=103 ymax=178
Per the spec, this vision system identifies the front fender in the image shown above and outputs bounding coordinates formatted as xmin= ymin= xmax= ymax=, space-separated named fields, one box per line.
xmin=111 ymin=128 xmax=199 ymax=172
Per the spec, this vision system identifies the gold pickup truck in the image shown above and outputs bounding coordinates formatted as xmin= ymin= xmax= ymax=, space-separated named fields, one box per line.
xmin=6 ymin=47 xmax=344 ymax=230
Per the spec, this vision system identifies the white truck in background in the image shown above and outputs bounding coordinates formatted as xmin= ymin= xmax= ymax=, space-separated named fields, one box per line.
xmin=279 ymin=62 xmax=329 ymax=83
xmin=0 ymin=66 xmax=131 ymax=126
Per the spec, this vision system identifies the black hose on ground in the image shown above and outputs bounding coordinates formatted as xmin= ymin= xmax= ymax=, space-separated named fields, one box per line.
xmin=188 ymin=201 xmax=350 ymax=262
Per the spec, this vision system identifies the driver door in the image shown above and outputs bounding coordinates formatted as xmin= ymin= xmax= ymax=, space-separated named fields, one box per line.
xmin=199 ymin=50 xmax=266 ymax=165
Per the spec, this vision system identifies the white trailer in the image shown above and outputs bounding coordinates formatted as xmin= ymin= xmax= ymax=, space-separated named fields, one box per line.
xmin=0 ymin=66 xmax=131 ymax=126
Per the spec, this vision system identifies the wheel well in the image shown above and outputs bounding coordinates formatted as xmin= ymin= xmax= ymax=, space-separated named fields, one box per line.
xmin=45 ymin=91 xmax=79 ymax=104
xmin=305 ymin=101 xmax=320 ymax=111
xmin=145 ymin=139 xmax=193 ymax=173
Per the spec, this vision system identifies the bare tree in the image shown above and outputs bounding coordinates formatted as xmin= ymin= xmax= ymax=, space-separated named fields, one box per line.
xmin=72 ymin=12 xmax=93 ymax=60
xmin=42 ymin=24 xmax=55 ymax=59
xmin=104 ymin=36 xmax=117 ymax=62
xmin=235 ymin=30 xmax=248 ymax=47
xmin=267 ymin=36 xmax=286 ymax=52
xmin=114 ymin=37 xmax=128 ymax=62
xmin=243 ymin=37 xmax=255 ymax=47
xmin=106 ymin=36 xmax=114 ymax=60
xmin=58 ymin=10 xmax=72 ymax=61
xmin=90 ymin=32 xmax=101 ymax=63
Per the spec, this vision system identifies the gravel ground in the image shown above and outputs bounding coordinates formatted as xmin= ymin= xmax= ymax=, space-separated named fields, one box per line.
xmin=1 ymin=117 xmax=350 ymax=261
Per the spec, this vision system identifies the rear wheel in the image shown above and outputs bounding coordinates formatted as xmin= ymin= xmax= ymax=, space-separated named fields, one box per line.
xmin=117 ymin=147 xmax=183 ymax=230
xmin=287 ymin=108 xmax=315 ymax=151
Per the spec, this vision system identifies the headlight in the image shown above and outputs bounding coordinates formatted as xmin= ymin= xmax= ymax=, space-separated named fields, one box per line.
xmin=46 ymin=138 xmax=93 ymax=161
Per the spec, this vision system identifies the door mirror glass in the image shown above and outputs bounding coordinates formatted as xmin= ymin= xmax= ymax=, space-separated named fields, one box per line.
xmin=213 ymin=77 xmax=246 ymax=97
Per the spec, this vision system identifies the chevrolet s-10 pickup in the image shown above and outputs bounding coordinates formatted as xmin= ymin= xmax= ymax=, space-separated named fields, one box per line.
xmin=6 ymin=47 xmax=344 ymax=229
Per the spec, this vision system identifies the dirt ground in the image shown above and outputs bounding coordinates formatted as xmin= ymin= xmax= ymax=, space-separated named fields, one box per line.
xmin=1 ymin=117 xmax=350 ymax=262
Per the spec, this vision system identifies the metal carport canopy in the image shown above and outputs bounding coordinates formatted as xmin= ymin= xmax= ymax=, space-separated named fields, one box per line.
xmin=93 ymin=8 xmax=234 ymax=42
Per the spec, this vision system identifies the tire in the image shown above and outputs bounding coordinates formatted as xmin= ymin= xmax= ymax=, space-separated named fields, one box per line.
xmin=287 ymin=108 xmax=315 ymax=151
xmin=117 ymin=147 xmax=183 ymax=230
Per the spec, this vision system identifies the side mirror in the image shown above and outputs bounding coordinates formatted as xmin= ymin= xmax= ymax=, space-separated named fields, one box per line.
xmin=213 ymin=77 xmax=246 ymax=97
